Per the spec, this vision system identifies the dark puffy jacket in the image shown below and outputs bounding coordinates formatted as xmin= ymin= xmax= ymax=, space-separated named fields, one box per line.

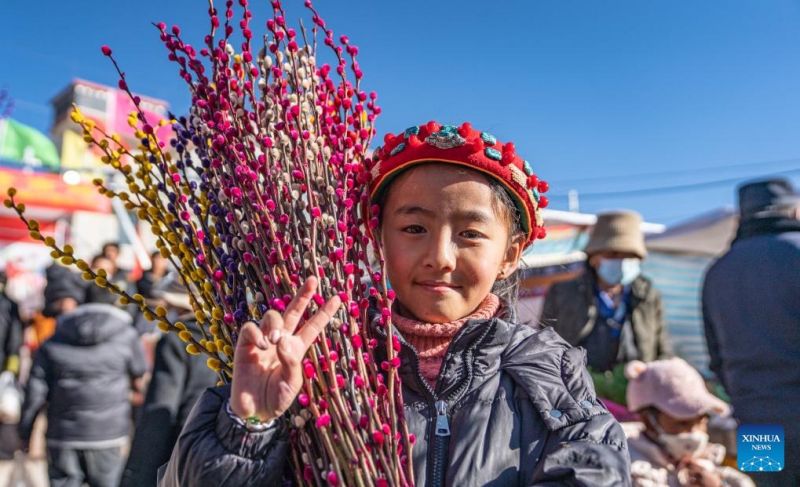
xmin=19 ymin=303 xmax=147 ymax=447
xmin=159 ymin=317 xmax=631 ymax=486
xmin=0 ymin=291 xmax=23 ymax=373
xmin=121 ymin=320 xmax=218 ymax=487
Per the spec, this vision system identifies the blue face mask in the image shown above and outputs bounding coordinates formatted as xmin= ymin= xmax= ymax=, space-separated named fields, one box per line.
xmin=596 ymin=258 xmax=641 ymax=286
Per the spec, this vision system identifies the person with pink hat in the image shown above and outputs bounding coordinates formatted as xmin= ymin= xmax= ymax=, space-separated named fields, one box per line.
xmin=623 ymin=357 xmax=754 ymax=487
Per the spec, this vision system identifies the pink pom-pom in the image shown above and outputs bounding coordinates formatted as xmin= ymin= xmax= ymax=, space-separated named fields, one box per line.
xmin=316 ymin=413 xmax=331 ymax=428
xmin=297 ymin=393 xmax=310 ymax=407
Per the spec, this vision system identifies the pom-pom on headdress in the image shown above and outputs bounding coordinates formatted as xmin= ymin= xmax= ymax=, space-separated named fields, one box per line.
xmin=369 ymin=121 xmax=549 ymax=246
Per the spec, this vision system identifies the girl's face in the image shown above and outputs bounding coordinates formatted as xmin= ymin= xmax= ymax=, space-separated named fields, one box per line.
xmin=379 ymin=164 xmax=524 ymax=323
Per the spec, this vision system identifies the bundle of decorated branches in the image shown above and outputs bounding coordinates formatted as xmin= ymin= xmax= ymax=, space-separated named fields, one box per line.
xmin=4 ymin=1 xmax=413 ymax=485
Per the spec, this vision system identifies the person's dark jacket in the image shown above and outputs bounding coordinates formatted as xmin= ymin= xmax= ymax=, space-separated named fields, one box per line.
xmin=136 ymin=271 xmax=163 ymax=300
xmin=0 ymin=291 xmax=23 ymax=373
xmin=158 ymin=317 xmax=631 ymax=486
xmin=702 ymin=230 xmax=800 ymax=425
xmin=121 ymin=320 xmax=218 ymax=487
xmin=541 ymin=269 xmax=672 ymax=363
xmin=18 ymin=303 xmax=147 ymax=447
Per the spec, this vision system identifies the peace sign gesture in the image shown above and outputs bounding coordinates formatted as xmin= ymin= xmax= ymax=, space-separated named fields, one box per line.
xmin=230 ymin=277 xmax=341 ymax=423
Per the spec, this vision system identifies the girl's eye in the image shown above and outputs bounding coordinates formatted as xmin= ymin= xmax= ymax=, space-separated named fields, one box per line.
xmin=461 ymin=229 xmax=486 ymax=239
xmin=402 ymin=225 xmax=425 ymax=234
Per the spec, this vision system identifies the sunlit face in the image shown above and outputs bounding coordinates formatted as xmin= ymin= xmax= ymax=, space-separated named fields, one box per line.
xmin=379 ymin=164 xmax=524 ymax=323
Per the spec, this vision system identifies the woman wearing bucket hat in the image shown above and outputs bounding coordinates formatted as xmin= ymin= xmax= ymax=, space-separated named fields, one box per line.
xmin=542 ymin=211 xmax=673 ymax=377
xmin=623 ymin=358 xmax=754 ymax=487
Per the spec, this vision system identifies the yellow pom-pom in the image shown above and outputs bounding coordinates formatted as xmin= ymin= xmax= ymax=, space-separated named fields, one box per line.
xmin=7 ymin=187 xmax=17 ymax=197
xmin=96 ymin=268 xmax=107 ymax=278
xmin=206 ymin=358 xmax=222 ymax=371
xmin=143 ymin=310 xmax=155 ymax=321
xmin=175 ymin=321 xmax=187 ymax=331
xmin=209 ymin=324 xmax=219 ymax=336
xmin=44 ymin=237 xmax=55 ymax=246
xmin=29 ymin=231 xmax=42 ymax=240
xmin=159 ymin=247 xmax=170 ymax=258
xmin=27 ymin=220 xmax=39 ymax=231
xmin=157 ymin=321 xmax=170 ymax=332
xmin=94 ymin=276 xmax=107 ymax=287
xmin=156 ymin=306 xmax=167 ymax=318
xmin=194 ymin=311 xmax=205 ymax=322
xmin=50 ymin=250 xmax=60 ymax=258
xmin=119 ymin=296 xmax=130 ymax=305
xmin=178 ymin=330 xmax=192 ymax=342
xmin=76 ymin=260 xmax=89 ymax=271
xmin=61 ymin=256 xmax=74 ymax=265
xmin=212 ymin=307 xmax=224 ymax=320
xmin=92 ymin=178 xmax=103 ymax=186
xmin=81 ymin=272 xmax=93 ymax=281
xmin=16 ymin=203 xmax=25 ymax=212
xmin=205 ymin=342 xmax=218 ymax=353
xmin=70 ymin=110 xmax=84 ymax=123
xmin=63 ymin=244 xmax=74 ymax=255
xmin=223 ymin=345 xmax=234 ymax=356
xmin=185 ymin=344 xmax=201 ymax=355
xmin=3 ymin=200 xmax=13 ymax=208
xmin=133 ymin=293 xmax=144 ymax=303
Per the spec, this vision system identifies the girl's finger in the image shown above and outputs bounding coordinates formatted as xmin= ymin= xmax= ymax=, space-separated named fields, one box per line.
xmin=282 ymin=277 xmax=318 ymax=333
xmin=275 ymin=334 xmax=304 ymax=373
xmin=297 ymin=295 xmax=341 ymax=349
xmin=260 ymin=310 xmax=285 ymax=344
xmin=237 ymin=321 xmax=269 ymax=350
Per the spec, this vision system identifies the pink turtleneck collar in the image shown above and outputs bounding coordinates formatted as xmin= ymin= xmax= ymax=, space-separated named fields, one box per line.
xmin=392 ymin=294 xmax=501 ymax=386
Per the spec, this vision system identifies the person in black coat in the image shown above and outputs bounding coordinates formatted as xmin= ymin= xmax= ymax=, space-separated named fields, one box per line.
xmin=703 ymin=178 xmax=800 ymax=487
xmin=120 ymin=274 xmax=218 ymax=487
xmin=19 ymin=266 xmax=147 ymax=487
xmin=0 ymin=270 xmax=24 ymax=460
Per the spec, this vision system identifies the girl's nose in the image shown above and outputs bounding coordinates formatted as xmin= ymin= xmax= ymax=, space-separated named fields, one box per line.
xmin=424 ymin=230 xmax=456 ymax=272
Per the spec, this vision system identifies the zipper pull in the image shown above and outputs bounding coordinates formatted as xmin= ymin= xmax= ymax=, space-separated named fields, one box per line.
xmin=434 ymin=400 xmax=450 ymax=437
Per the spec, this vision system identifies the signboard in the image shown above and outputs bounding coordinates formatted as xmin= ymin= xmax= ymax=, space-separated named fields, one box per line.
xmin=0 ymin=167 xmax=111 ymax=213
xmin=0 ymin=119 xmax=60 ymax=170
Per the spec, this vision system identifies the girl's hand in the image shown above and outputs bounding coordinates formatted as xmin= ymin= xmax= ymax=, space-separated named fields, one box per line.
xmin=230 ymin=277 xmax=341 ymax=423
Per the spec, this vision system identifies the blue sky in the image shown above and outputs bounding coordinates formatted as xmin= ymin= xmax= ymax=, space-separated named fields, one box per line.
xmin=3 ymin=0 xmax=800 ymax=224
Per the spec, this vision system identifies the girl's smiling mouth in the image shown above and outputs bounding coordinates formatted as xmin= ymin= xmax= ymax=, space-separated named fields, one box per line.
xmin=416 ymin=280 xmax=461 ymax=292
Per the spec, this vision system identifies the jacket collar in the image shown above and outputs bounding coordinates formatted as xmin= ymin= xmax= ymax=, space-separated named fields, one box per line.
xmin=370 ymin=312 xmax=513 ymax=402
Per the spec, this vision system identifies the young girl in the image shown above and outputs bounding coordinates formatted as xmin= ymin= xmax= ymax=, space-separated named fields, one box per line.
xmin=159 ymin=122 xmax=631 ymax=486
xmin=623 ymin=358 xmax=754 ymax=487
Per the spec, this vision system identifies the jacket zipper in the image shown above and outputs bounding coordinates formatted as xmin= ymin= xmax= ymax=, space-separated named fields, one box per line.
xmin=383 ymin=317 xmax=496 ymax=487
xmin=429 ymin=400 xmax=451 ymax=487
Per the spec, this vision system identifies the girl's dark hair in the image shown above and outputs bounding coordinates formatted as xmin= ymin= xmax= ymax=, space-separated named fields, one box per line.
xmin=486 ymin=177 xmax=524 ymax=317
xmin=374 ymin=162 xmax=526 ymax=317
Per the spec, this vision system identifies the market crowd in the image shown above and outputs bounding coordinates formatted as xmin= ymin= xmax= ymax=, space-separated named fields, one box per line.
xmin=0 ymin=177 xmax=797 ymax=486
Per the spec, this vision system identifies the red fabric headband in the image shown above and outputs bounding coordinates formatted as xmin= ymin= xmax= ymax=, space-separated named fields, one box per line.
xmin=368 ymin=121 xmax=549 ymax=247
